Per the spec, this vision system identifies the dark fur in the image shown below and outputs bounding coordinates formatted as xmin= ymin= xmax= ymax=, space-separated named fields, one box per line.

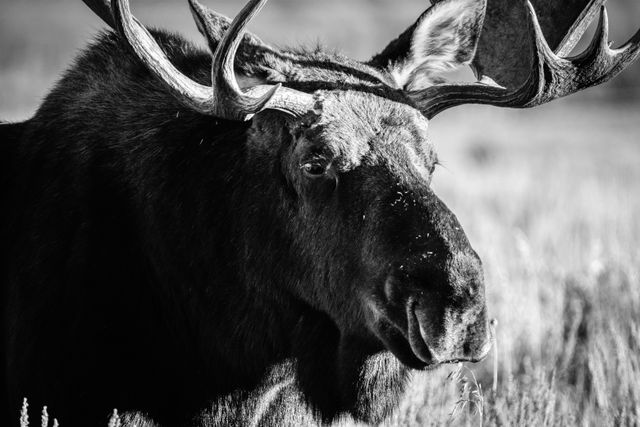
xmin=1 ymin=26 xmax=489 ymax=426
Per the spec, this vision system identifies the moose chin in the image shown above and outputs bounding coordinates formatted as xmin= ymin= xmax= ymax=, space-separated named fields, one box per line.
xmin=1 ymin=0 xmax=638 ymax=425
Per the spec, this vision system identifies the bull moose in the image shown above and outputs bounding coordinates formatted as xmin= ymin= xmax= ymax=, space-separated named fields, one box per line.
xmin=1 ymin=0 xmax=638 ymax=425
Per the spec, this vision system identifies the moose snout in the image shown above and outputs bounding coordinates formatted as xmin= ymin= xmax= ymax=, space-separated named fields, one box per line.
xmin=364 ymin=188 xmax=493 ymax=369
xmin=370 ymin=250 xmax=492 ymax=369
xmin=410 ymin=296 xmax=493 ymax=365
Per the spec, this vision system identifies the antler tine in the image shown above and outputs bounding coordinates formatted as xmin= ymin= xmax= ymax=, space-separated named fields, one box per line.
xmin=209 ymin=0 xmax=281 ymax=120
xmin=555 ymin=0 xmax=605 ymax=58
xmin=108 ymin=0 xmax=313 ymax=120
xmin=411 ymin=1 xmax=640 ymax=119
xmin=199 ymin=0 xmax=314 ymax=120
xmin=112 ymin=0 xmax=215 ymax=114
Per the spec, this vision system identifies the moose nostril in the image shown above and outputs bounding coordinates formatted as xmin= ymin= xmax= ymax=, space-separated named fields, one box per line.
xmin=384 ymin=275 xmax=396 ymax=301
xmin=384 ymin=270 xmax=411 ymax=303
xmin=383 ymin=262 xmax=426 ymax=303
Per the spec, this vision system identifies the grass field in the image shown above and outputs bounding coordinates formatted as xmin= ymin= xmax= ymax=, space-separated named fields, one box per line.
xmin=3 ymin=0 xmax=640 ymax=425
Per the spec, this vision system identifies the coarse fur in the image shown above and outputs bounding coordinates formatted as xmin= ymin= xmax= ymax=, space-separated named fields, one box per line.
xmin=1 ymin=2 xmax=493 ymax=426
xmin=0 ymin=121 xmax=24 ymax=426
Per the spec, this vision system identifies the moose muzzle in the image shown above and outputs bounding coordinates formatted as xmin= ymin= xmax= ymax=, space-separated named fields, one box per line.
xmin=365 ymin=190 xmax=494 ymax=369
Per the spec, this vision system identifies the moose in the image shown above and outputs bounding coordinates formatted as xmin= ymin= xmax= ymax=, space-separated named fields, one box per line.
xmin=1 ymin=0 xmax=638 ymax=425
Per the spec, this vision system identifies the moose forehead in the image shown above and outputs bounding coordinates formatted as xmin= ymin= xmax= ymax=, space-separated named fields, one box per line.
xmin=295 ymin=91 xmax=437 ymax=177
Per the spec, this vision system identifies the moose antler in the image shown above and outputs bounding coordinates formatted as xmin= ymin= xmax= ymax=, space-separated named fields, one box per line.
xmin=410 ymin=0 xmax=640 ymax=118
xmin=83 ymin=0 xmax=314 ymax=120
xmin=472 ymin=0 xmax=609 ymax=89
xmin=83 ymin=0 xmax=270 ymax=52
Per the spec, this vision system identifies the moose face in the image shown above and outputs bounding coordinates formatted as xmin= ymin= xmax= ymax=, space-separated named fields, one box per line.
xmin=87 ymin=0 xmax=639 ymax=375
xmin=257 ymin=91 xmax=492 ymax=369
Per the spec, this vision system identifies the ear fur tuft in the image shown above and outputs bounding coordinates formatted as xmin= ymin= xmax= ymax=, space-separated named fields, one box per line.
xmin=389 ymin=0 xmax=487 ymax=90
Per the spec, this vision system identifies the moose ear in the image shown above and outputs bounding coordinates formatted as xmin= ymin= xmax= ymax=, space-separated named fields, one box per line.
xmin=385 ymin=0 xmax=487 ymax=90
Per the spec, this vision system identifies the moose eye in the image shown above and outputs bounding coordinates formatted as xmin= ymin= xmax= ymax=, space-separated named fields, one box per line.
xmin=301 ymin=162 xmax=328 ymax=177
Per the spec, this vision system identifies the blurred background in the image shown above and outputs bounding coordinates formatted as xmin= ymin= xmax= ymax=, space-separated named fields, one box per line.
xmin=2 ymin=0 xmax=640 ymax=425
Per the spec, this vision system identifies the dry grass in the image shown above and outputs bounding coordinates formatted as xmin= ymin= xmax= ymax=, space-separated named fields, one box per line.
xmin=4 ymin=1 xmax=640 ymax=426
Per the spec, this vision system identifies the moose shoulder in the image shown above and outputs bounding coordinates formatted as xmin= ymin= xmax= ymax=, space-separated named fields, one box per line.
xmin=1 ymin=0 xmax=638 ymax=425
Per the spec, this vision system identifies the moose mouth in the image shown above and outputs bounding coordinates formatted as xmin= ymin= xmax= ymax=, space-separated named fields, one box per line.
xmin=369 ymin=300 xmax=494 ymax=370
